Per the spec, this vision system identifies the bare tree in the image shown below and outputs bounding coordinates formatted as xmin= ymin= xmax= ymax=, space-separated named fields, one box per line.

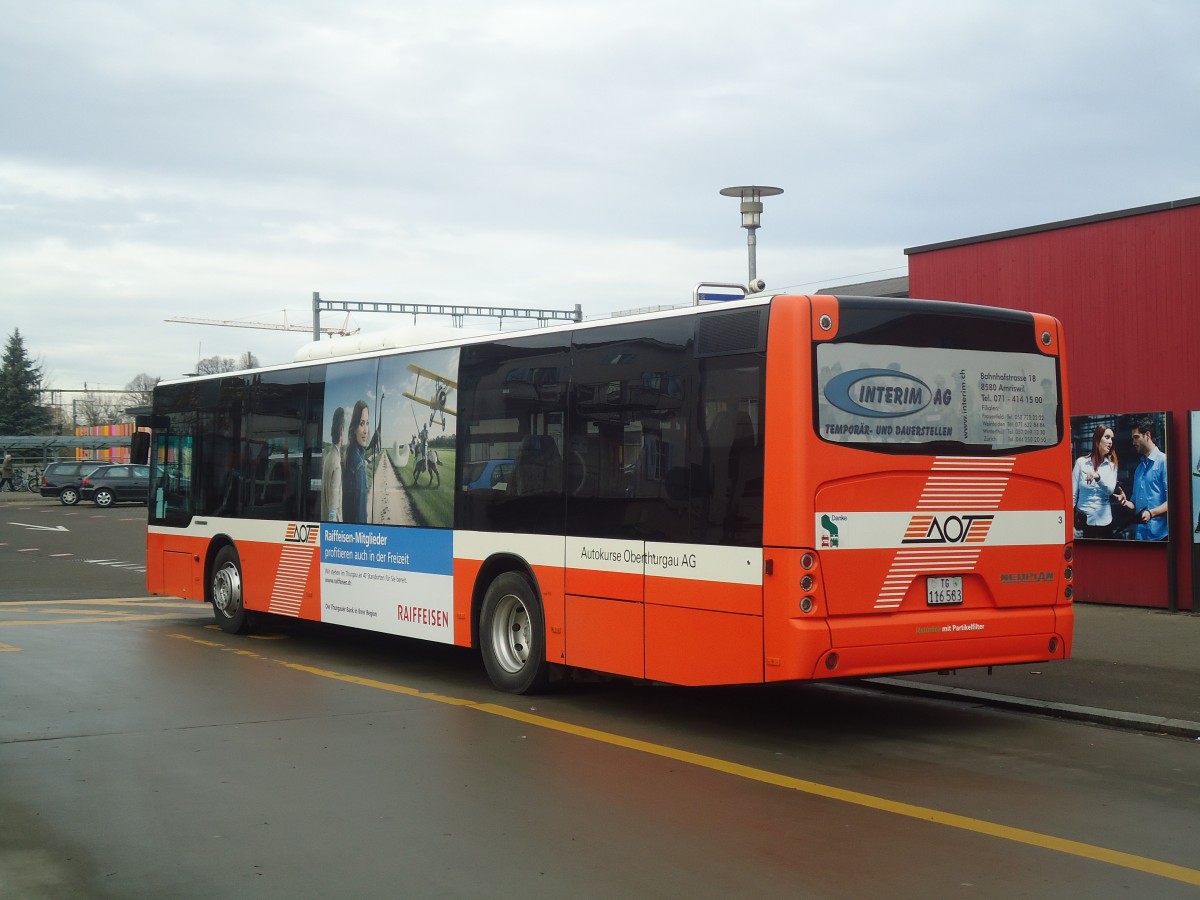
xmin=123 ymin=373 xmax=161 ymax=412
xmin=76 ymin=391 xmax=123 ymax=426
xmin=195 ymin=353 xmax=259 ymax=375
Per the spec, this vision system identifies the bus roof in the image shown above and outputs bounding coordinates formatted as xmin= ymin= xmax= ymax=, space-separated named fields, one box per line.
xmin=157 ymin=293 xmax=777 ymax=387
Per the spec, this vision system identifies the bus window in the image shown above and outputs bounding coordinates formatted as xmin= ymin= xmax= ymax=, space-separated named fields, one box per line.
xmin=567 ymin=317 xmax=692 ymax=542
xmin=246 ymin=368 xmax=309 ymax=521
xmin=457 ymin=333 xmax=569 ymax=534
xmin=696 ymin=356 xmax=764 ymax=546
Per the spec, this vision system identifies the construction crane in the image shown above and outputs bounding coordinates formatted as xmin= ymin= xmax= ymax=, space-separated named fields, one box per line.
xmin=166 ymin=311 xmax=358 ymax=336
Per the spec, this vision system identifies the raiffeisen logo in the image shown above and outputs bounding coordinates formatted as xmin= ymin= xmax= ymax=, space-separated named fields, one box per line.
xmin=824 ymin=368 xmax=933 ymax=418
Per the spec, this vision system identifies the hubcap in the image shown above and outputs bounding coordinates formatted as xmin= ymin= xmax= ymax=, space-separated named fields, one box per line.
xmin=490 ymin=593 xmax=530 ymax=674
xmin=213 ymin=563 xmax=242 ymax=617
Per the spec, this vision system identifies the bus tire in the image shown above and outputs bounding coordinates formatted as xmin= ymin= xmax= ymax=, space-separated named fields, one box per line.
xmin=479 ymin=571 xmax=549 ymax=694
xmin=211 ymin=545 xmax=253 ymax=634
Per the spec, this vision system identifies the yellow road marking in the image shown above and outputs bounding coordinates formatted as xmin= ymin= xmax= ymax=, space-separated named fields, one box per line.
xmin=1 ymin=614 xmax=199 ymax=626
xmin=0 ymin=598 xmax=207 ymax=628
xmin=0 ymin=642 xmax=20 ymax=652
xmin=0 ymin=597 xmax=195 ymax=607
xmin=168 ymin=631 xmax=1200 ymax=887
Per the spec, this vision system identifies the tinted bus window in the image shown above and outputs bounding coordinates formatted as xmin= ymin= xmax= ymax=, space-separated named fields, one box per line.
xmin=247 ymin=368 xmax=310 ymax=521
xmin=457 ymin=333 xmax=570 ymax=534
xmin=567 ymin=318 xmax=692 ymax=541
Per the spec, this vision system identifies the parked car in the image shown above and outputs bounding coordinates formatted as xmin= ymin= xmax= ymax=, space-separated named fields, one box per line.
xmin=79 ymin=464 xmax=150 ymax=507
xmin=462 ymin=458 xmax=513 ymax=493
xmin=40 ymin=460 xmax=115 ymax=506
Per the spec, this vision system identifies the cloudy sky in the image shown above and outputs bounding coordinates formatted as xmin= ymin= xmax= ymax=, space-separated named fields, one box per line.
xmin=2 ymin=0 xmax=1197 ymax=394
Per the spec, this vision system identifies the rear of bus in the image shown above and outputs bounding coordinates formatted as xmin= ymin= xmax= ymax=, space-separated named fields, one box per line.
xmin=761 ymin=294 xmax=1072 ymax=681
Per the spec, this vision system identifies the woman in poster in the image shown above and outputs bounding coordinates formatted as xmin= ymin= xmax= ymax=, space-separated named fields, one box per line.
xmin=341 ymin=400 xmax=371 ymax=524
xmin=1072 ymin=425 xmax=1119 ymax=538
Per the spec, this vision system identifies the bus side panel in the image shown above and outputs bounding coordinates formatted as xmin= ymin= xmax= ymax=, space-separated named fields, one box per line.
xmin=644 ymin=606 xmax=763 ymax=686
xmin=147 ymin=530 xmax=206 ymax=601
xmin=761 ymin=295 xmax=814 ymax=549
xmin=565 ymin=537 xmax=644 ymax=601
xmin=235 ymin=536 xmax=319 ymax=619
xmin=234 ymin=539 xmax=271 ymax=614
xmin=643 ymin=542 xmax=762 ymax=615
xmin=762 ymin=547 xmax=833 ymax=682
xmin=454 ymin=531 xmax=567 ymax=663
xmin=533 ymin=561 xmax=566 ymax=666
xmin=563 ymin=594 xmax=644 ymax=678
xmin=644 ymin=576 xmax=760 ymax=615
xmin=453 ymin=558 xmax=482 ymax=648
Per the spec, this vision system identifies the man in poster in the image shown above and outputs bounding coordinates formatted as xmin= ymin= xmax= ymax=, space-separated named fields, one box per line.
xmin=1117 ymin=416 xmax=1169 ymax=540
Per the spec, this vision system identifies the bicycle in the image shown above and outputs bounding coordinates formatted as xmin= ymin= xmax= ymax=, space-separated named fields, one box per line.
xmin=4 ymin=468 xmax=40 ymax=493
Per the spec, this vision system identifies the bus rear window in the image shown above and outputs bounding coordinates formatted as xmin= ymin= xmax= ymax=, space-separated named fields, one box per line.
xmin=816 ymin=342 xmax=1060 ymax=453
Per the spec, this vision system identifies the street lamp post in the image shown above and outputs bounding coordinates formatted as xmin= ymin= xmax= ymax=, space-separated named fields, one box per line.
xmin=720 ymin=185 xmax=783 ymax=285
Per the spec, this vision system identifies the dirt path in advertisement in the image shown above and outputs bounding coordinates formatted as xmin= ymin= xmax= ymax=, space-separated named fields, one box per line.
xmin=372 ymin=447 xmax=416 ymax=525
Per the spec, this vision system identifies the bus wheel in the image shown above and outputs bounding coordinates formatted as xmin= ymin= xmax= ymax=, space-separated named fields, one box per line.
xmin=211 ymin=546 xmax=252 ymax=634
xmin=480 ymin=572 xmax=549 ymax=694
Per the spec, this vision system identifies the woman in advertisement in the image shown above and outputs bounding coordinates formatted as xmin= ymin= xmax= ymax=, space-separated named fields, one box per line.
xmin=1072 ymin=425 xmax=1119 ymax=538
xmin=342 ymin=400 xmax=371 ymax=524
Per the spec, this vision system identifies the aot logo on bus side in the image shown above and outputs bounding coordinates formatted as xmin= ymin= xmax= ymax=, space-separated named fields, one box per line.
xmin=284 ymin=523 xmax=319 ymax=544
xmin=824 ymin=368 xmax=949 ymax=418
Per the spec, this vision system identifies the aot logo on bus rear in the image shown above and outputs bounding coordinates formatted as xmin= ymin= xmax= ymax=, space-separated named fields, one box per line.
xmin=824 ymin=368 xmax=932 ymax=418
xmin=902 ymin=514 xmax=994 ymax=545
xmin=284 ymin=523 xmax=319 ymax=544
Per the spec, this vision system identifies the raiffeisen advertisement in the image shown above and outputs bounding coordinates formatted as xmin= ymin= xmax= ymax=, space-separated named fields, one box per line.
xmin=817 ymin=343 xmax=1059 ymax=450
xmin=318 ymin=346 xmax=460 ymax=641
xmin=320 ymin=525 xmax=453 ymax=641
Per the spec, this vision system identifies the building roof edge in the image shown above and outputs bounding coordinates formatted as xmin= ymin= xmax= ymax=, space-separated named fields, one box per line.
xmin=904 ymin=196 xmax=1200 ymax=256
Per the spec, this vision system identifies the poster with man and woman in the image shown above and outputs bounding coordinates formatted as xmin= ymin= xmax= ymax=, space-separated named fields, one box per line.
xmin=1070 ymin=411 xmax=1169 ymax=542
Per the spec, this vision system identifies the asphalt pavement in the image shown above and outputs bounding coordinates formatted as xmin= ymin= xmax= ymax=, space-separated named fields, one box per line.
xmin=3 ymin=487 xmax=1197 ymax=738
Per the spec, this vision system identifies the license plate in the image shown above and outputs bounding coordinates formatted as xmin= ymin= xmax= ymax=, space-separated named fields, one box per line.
xmin=926 ymin=575 xmax=964 ymax=606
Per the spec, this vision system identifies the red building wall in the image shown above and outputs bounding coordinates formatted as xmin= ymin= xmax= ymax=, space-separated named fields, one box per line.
xmin=907 ymin=198 xmax=1200 ymax=611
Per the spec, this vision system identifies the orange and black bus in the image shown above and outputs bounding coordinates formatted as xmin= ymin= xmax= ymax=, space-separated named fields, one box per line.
xmin=146 ymin=293 xmax=1073 ymax=693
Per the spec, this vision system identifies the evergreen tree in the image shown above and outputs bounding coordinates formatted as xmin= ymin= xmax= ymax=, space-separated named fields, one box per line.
xmin=0 ymin=329 xmax=52 ymax=435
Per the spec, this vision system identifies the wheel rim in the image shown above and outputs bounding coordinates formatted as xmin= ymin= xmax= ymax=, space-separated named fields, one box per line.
xmin=62 ymin=489 xmax=77 ymax=505
xmin=490 ymin=592 xmax=531 ymax=674
xmin=212 ymin=562 xmax=243 ymax=618
xmin=96 ymin=490 xmax=112 ymax=507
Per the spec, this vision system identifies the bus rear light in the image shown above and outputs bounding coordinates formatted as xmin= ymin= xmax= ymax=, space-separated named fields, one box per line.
xmin=799 ymin=596 xmax=814 ymax=614
xmin=1048 ymin=637 xmax=1059 ymax=654
xmin=800 ymin=553 xmax=815 ymax=570
xmin=1064 ymin=586 xmax=1074 ymax=600
xmin=1064 ymin=545 xmax=1073 ymax=562
xmin=824 ymin=652 xmax=839 ymax=671
xmin=800 ymin=574 xmax=815 ymax=591
xmin=1064 ymin=566 xmax=1073 ymax=581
